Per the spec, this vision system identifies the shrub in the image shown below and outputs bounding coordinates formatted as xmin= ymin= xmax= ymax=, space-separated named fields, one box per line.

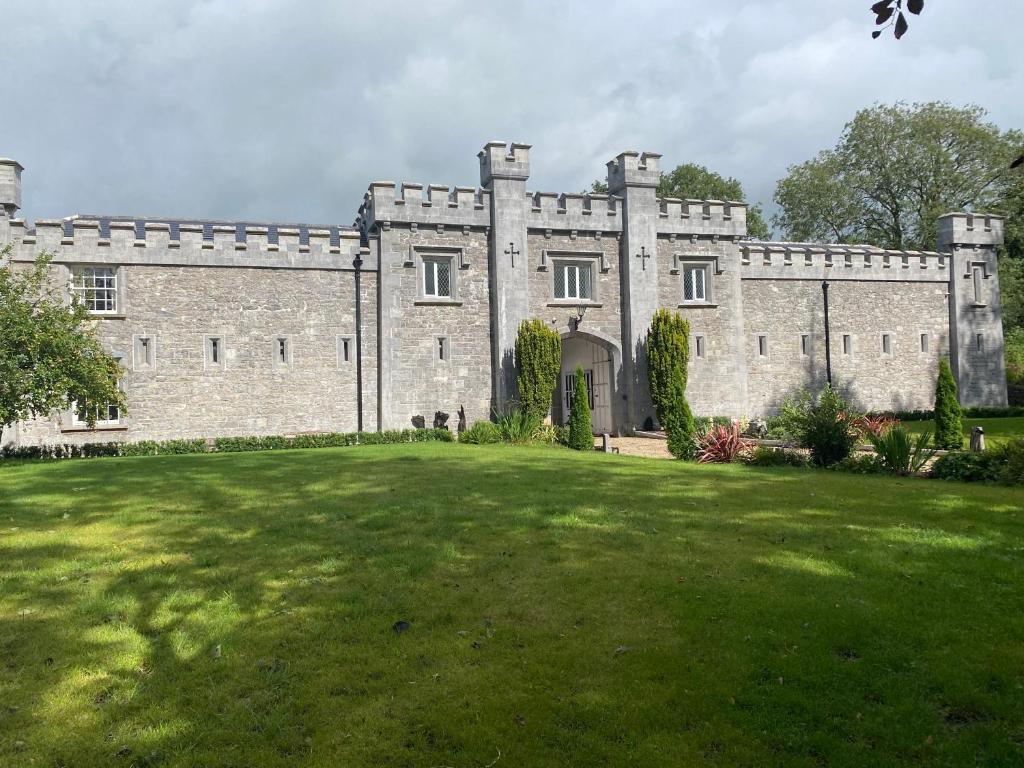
xmin=786 ymin=385 xmax=860 ymax=467
xmin=567 ymin=367 xmax=594 ymax=451
xmin=744 ymin=446 xmax=809 ymax=467
xmin=532 ymin=424 xmax=564 ymax=445
xmin=459 ymin=420 xmax=501 ymax=445
xmin=997 ymin=439 xmax=1024 ymax=485
xmin=934 ymin=358 xmax=964 ymax=450
xmin=832 ymin=453 xmax=886 ymax=474
xmin=646 ymin=309 xmax=695 ymax=459
xmin=493 ymin=405 xmax=536 ymax=443
xmin=931 ymin=451 xmax=1002 ymax=483
xmin=515 ymin=319 xmax=561 ymax=427
xmin=868 ymin=425 xmax=936 ymax=476
xmin=696 ymin=423 xmax=753 ymax=463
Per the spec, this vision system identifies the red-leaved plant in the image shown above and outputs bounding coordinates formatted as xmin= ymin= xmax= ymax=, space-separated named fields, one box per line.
xmin=853 ymin=414 xmax=899 ymax=439
xmin=696 ymin=422 xmax=755 ymax=464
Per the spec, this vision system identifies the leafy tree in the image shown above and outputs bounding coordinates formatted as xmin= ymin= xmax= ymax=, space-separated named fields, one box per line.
xmin=567 ymin=366 xmax=593 ymax=451
xmin=646 ymin=309 xmax=696 ymax=459
xmin=514 ymin=319 xmax=561 ymax=428
xmin=934 ymin=358 xmax=964 ymax=450
xmin=657 ymin=164 xmax=771 ymax=239
xmin=589 ymin=163 xmax=770 ymax=239
xmin=773 ymin=102 xmax=1023 ymax=251
xmin=1 ymin=249 xmax=126 ymax=439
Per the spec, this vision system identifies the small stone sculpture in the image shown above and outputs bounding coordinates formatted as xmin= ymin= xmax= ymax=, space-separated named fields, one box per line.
xmin=433 ymin=411 xmax=449 ymax=430
xmin=457 ymin=405 xmax=467 ymax=434
xmin=411 ymin=414 xmax=426 ymax=429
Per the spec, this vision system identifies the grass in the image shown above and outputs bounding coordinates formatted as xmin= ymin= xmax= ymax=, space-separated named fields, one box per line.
xmin=1 ymin=444 xmax=1023 ymax=767
xmin=904 ymin=416 xmax=1024 ymax=447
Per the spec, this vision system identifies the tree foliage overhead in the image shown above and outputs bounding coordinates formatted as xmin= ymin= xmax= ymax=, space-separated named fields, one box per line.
xmin=870 ymin=0 xmax=924 ymax=40
xmin=514 ymin=319 xmax=561 ymax=427
xmin=773 ymin=102 xmax=1023 ymax=251
xmin=589 ymin=163 xmax=770 ymax=239
xmin=0 ymin=249 xmax=126 ymax=432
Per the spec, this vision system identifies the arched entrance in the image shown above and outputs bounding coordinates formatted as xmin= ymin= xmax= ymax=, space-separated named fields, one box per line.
xmin=557 ymin=331 xmax=619 ymax=434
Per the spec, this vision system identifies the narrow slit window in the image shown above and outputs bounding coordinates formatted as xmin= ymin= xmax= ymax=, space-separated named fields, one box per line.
xmin=438 ymin=337 xmax=448 ymax=361
xmin=920 ymin=333 xmax=929 ymax=353
xmin=882 ymin=334 xmax=891 ymax=354
xmin=976 ymin=333 xmax=984 ymax=351
xmin=340 ymin=337 xmax=351 ymax=364
xmin=136 ymin=336 xmax=153 ymax=367
xmin=277 ymin=338 xmax=288 ymax=364
xmin=695 ymin=335 xmax=705 ymax=359
xmin=801 ymin=334 xmax=809 ymax=356
xmin=757 ymin=335 xmax=768 ymax=357
xmin=972 ymin=266 xmax=984 ymax=304
xmin=208 ymin=337 xmax=222 ymax=365
xmin=843 ymin=335 xmax=852 ymax=355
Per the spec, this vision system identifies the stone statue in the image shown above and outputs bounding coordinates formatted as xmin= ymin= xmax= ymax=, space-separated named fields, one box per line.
xmin=433 ymin=411 xmax=449 ymax=430
xmin=457 ymin=405 xmax=467 ymax=434
xmin=411 ymin=414 xmax=425 ymax=429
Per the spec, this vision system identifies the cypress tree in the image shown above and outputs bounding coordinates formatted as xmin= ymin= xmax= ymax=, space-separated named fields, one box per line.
xmin=515 ymin=319 xmax=562 ymax=428
xmin=646 ymin=309 xmax=696 ymax=459
xmin=567 ymin=366 xmax=594 ymax=451
xmin=934 ymin=358 xmax=964 ymax=450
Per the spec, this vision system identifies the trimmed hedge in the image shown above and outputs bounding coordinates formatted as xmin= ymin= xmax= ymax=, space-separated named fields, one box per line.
xmin=869 ymin=405 xmax=1024 ymax=422
xmin=1 ymin=429 xmax=453 ymax=462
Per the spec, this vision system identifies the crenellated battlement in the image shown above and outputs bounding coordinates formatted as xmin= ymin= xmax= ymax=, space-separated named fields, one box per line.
xmin=6 ymin=216 xmax=367 ymax=271
xmin=656 ymin=197 xmax=748 ymax=238
xmin=479 ymin=141 xmax=531 ymax=187
xmin=607 ymin=151 xmax=661 ymax=193
xmin=738 ymin=241 xmax=950 ymax=282
xmin=357 ymin=181 xmax=492 ymax=231
xmin=525 ymin=190 xmax=623 ymax=232
xmin=937 ymin=212 xmax=1004 ymax=249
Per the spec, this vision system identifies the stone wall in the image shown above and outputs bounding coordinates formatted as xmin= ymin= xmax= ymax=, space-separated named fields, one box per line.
xmin=6 ymin=262 xmax=376 ymax=444
xmin=375 ymin=225 xmax=492 ymax=430
xmin=741 ymin=278 xmax=949 ymax=414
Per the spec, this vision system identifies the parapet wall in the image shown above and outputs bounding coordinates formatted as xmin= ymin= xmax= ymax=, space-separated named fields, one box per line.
xmin=656 ymin=198 xmax=748 ymax=238
xmin=5 ymin=217 xmax=369 ymax=271
xmin=525 ymin=191 xmax=622 ymax=232
xmin=357 ymin=182 xmax=493 ymax=231
xmin=738 ymin=242 xmax=950 ymax=282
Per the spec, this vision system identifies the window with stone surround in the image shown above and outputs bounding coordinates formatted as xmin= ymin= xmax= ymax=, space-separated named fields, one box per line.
xmin=205 ymin=336 xmax=226 ymax=369
xmin=71 ymin=361 xmax=122 ymax=428
xmin=683 ymin=265 xmax=708 ymax=303
xmin=423 ymin=256 xmax=452 ymax=299
xmin=801 ymin=335 xmax=810 ymax=356
xmin=70 ymin=266 xmax=118 ymax=314
xmin=920 ymin=333 xmax=929 ymax=353
xmin=134 ymin=336 xmax=153 ymax=369
xmin=882 ymin=334 xmax=892 ymax=355
xmin=694 ymin=335 xmax=705 ymax=359
xmin=554 ymin=260 xmax=593 ymax=301
xmin=757 ymin=335 xmax=768 ymax=357
xmin=338 ymin=336 xmax=352 ymax=366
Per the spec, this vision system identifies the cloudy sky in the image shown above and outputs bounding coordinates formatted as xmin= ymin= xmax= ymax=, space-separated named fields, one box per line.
xmin=1 ymin=1 xmax=1021 ymax=228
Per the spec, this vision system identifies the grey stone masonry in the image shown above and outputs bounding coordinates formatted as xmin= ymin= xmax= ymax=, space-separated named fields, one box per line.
xmin=0 ymin=142 xmax=1009 ymax=447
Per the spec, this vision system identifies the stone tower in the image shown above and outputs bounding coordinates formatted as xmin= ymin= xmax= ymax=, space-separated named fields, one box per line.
xmin=479 ymin=141 xmax=531 ymax=406
xmin=938 ymin=212 xmax=1008 ymax=407
xmin=0 ymin=158 xmax=23 ymax=244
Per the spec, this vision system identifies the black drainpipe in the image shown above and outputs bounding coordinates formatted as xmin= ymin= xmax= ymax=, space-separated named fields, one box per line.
xmin=822 ymin=280 xmax=833 ymax=386
xmin=353 ymin=249 xmax=364 ymax=432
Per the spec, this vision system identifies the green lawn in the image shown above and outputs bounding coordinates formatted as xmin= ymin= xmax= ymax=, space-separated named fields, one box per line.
xmin=1 ymin=445 xmax=1023 ymax=767
xmin=904 ymin=416 xmax=1024 ymax=447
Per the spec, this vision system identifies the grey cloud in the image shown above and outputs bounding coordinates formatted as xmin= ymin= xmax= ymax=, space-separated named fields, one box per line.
xmin=1 ymin=0 xmax=1021 ymax=226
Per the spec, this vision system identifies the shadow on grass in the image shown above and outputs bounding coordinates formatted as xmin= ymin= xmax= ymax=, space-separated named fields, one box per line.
xmin=1 ymin=444 xmax=1023 ymax=766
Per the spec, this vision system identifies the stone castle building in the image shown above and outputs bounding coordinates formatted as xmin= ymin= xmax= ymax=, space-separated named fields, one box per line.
xmin=0 ymin=143 xmax=1008 ymax=446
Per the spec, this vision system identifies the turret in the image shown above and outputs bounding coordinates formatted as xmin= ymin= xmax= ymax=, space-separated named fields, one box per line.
xmin=0 ymin=158 xmax=22 ymax=246
xmin=938 ymin=212 xmax=1008 ymax=407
